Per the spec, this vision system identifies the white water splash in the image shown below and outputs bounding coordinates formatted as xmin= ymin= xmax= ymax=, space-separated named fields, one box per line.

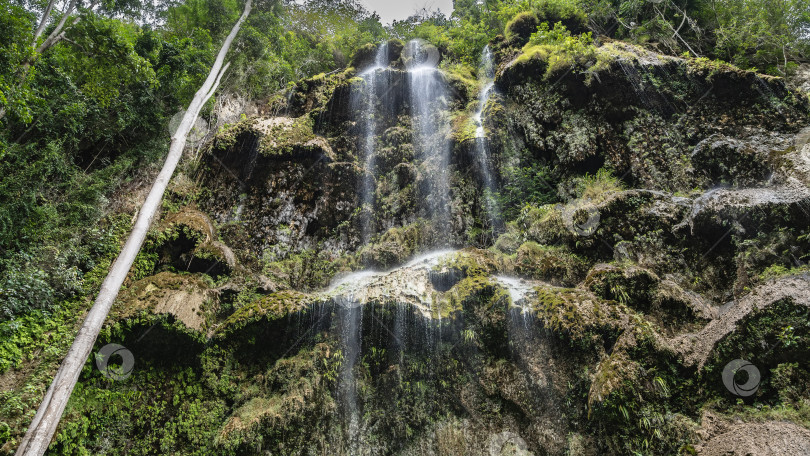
xmin=353 ymin=42 xmax=392 ymax=243
xmin=493 ymin=275 xmax=535 ymax=307
xmin=407 ymin=39 xmax=453 ymax=242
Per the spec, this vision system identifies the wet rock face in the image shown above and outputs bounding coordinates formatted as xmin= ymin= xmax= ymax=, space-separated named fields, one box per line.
xmin=428 ymin=267 xmax=464 ymax=291
xmin=691 ymin=134 xmax=777 ymax=187
xmin=200 ymin=127 xmax=361 ymax=256
xmin=60 ymin=38 xmax=810 ymax=456
xmin=496 ymin=41 xmax=810 ymax=190
xmin=198 ymin=58 xmax=474 ymax=259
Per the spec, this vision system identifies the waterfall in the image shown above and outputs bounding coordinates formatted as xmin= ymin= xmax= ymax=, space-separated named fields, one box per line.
xmin=335 ymin=299 xmax=363 ymax=450
xmin=407 ymin=39 xmax=453 ymax=244
xmin=473 ymin=45 xmax=502 ymax=235
xmin=474 ymin=46 xmax=496 ymax=139
xmin=352 ymin=42 xmax=391 ymax=244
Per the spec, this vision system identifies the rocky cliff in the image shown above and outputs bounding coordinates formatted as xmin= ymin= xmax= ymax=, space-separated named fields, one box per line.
xmin=41 ymin=36 xmax=810 ymax=455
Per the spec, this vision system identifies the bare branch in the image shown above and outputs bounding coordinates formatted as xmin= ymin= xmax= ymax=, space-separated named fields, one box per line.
xmin=32 ymin=0 xmax=58 ymax=46
xmin=35 ymin=0 xmax=79 ymax=55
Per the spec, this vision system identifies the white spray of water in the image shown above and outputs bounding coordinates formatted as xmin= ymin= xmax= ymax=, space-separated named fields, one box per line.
xmin=407 ymin=39 xmax=453 ymax=243
xmin=473 ymin=45 xmax=502 ymax=235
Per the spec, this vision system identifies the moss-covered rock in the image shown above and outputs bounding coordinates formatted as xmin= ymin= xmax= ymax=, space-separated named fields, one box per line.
xmin=504 ymin=12 xmax=540 ymax=46
xmin=356 ymin=222 xmax=428 ymax=269
xmin=215 ymin=290 xmax=313 ymax=339
xmin=515 ymin=241 xmax=588 ymax=286
xmin=532 ymin=286 xmax=623 ymax=351
xmin=216 ymin=343 xmax=335 ymax=450
xmin=113 ymin=271 xmax=216 ymax=332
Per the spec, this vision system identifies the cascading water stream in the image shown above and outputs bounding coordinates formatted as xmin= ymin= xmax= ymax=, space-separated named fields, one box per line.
xmin=474 ymin=46 xmax=496 ymax=139
xmin=352 ymin=42 xmax=391 ymax=244
xmin=335 ymin=299 xmax=363 ymax=450
xmin=336 ymin=44 xmax=394 ymax=446
xmin=407 ymin=39 xmax=453 ymax=244
xmin=332 ymin=41 xmax=464 ymax=446
xmin=473 ymin=45 xmax=502 ymax=234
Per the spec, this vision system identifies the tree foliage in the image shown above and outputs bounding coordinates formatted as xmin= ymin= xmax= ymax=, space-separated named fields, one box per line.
xmin=0 ymin=0 xmax=388 ymax=322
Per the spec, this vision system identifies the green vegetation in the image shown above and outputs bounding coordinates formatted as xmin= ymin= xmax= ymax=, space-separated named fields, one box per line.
xmin=1 ymin=0 xmax=809 ymax=454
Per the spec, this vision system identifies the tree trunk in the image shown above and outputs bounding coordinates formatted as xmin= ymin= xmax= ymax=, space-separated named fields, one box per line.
xmin=32 ymin=0 xmax=58 ymax=46
xmin=34 ymin=0 xmax=79 ymax=55
xmin=14 ymin=1 xmax=252 ymax=454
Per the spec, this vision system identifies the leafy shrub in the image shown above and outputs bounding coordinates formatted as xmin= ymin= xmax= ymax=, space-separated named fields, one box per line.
xmin=573 ymin=168 xmax=624 ymax=202
xmin=533 ymin=0 xmax=588 ymax=34
xmin=0 ymin=252 xmax=83 ymax=321
xmin=496 ymin=159 xmax=558 ymax=220
xmin=506 ymin=11 xmax=541 ymax=44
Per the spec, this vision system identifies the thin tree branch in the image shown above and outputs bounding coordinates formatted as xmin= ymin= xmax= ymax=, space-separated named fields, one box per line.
xmin=32 ymin=0 xmax=58 ymax=46
xmin=36 ymin=0 xmax=79 ymax=55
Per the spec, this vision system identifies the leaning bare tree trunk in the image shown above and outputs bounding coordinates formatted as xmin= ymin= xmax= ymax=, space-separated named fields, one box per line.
xmin=32 ymin=0 xmax=58 ymax=46
xmin=34 ymin=0 xmax=79 ymax=56
xmin=14 ymin=1 xmax=252 ymax=454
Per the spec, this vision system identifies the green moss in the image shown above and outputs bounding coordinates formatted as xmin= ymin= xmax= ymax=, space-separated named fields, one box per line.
xmin=258 ymin=115 xmax=316 ymax=156
xmin=532 ymin=286 xmax=621 ymax=350
xmin=216 ymin=291 xmax=313 ymax=337
xmin=357 ymin=222 xmax=428 ymax=269
xmin=514 ymin=44 xmax=551 ymax=67
xmin=450 ymin=109 xmax=481 ymax=144
xmin=209 ymin=118 xmax=253 ymax=151
xmin=687 ymin=56 xmax=748 ymax=80
xmin=217 ymin=344 xmax=335 ymax=448
xmin=515 ymin=241 xmax=587 ymax=285
xmin=130 ymin=210 xmax=230 ymax=282
xmin=493 ymin=223 xmax=523 ymax=254
xmin=434 ymin=249 xmax=498 ymax=279
xmin=535 ymin=286 xmax=584 ymax=331
xmin=505 ymin=11 xmax=540 ymax=42
xmin=588 ymin=350 xmax=640 ymax=407
xmin=704 ymin=401 xmax=810 ymax=431
xmin=263 ymin=247 xmax=341 ymax=291
xmin=514 ymin=203 xmax=569 ymax=245
xmin=759 ymin=263 xmax=810 ymax=281
xmin=441 ymin=62 xmax=478 ymax=100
